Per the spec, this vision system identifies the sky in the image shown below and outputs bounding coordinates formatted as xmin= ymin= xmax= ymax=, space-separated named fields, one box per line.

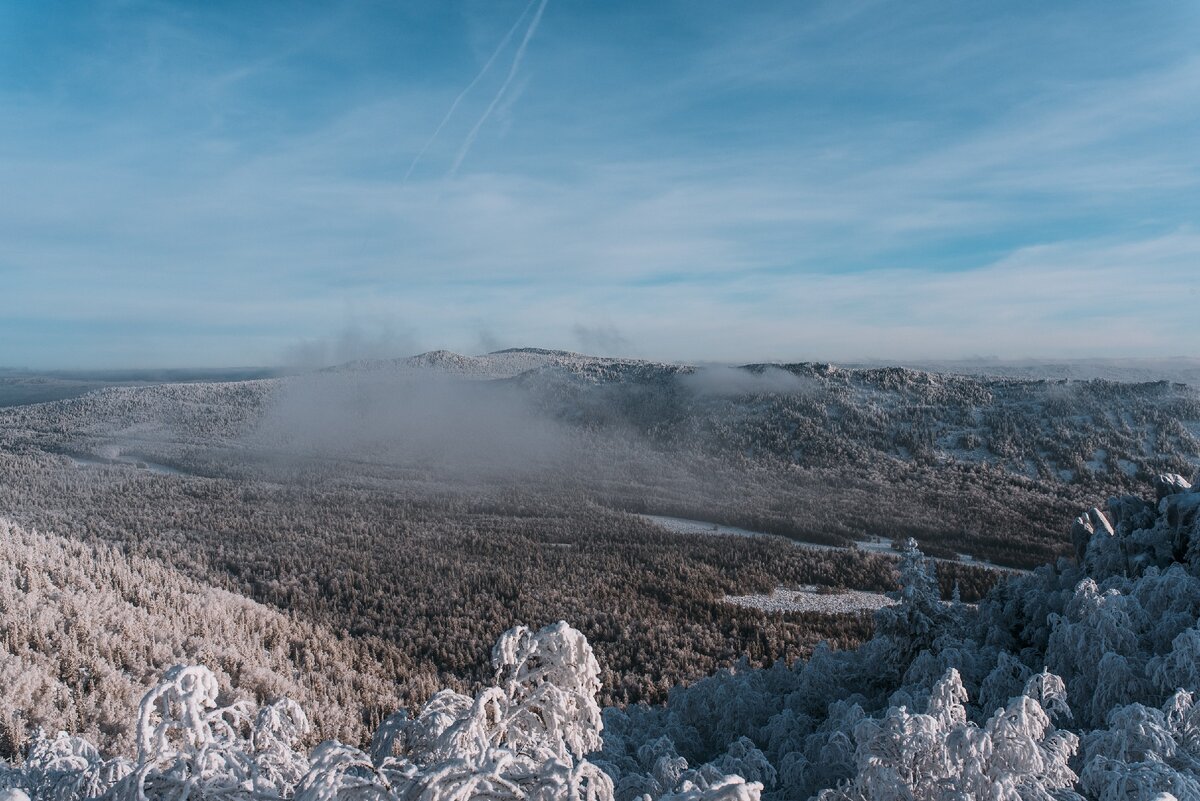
xmin=1 ymin=0 xmax=1198 ymax=368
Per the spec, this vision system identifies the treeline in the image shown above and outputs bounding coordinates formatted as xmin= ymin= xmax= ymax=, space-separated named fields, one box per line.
xmin=0 ymin=621 xmax=763 ymax=801
xmin=537 ymin=360 xmax=1200 ymax=491
xmin=6 ymin=480 xmax=1200 ymax=800
xmin=0 ymin=360 xmax=1193 ymax=755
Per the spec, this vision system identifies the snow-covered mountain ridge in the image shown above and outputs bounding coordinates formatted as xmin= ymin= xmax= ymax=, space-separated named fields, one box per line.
xmin=327 ymin=347 xmax=686 ymax=383
xmin=6 ymin=350 xmax=1197 ymax=488
xmin=2 ymin=349 xmax=1197 ymax=569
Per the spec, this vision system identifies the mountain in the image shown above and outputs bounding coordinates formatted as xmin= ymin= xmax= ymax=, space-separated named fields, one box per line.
xmin=847 ymin=356 xmax=1200 ymax=386
xmin=1 ymin=351 xmax=1197 ymax=568
xmin=326 ymin=348 xmax=673 ymax=380
xmin=0 ymin=350 xmax=1197 ymax=764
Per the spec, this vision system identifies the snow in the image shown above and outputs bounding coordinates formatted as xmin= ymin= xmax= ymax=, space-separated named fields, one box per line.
xmin=0 ymin=622 xmax=762 ymax=801
xmin=610 ymin=483 xmax=1200 ymax=799
xmin=640 ymin=515 xmax=779 ymax=541
xmin=723 ymin=585 xmax=897 ymax=614
xmin=640 ymin=515 xmax=1026 ymax=574
xmin=8 ymin=479 xmax=1200 ymax=799
xmin=1087 ymin=447 xmax=1109 ymax=473
xmin=332 ymin=348 xmax=681 ymax=382
xmin=64 ymin=452 xmax=187 ymax=476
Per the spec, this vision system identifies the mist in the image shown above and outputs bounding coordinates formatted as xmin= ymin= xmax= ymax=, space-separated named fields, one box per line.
xmin=238 ymin=358 xmax=733 ymax=504
xmin=248 ymin=368 xmax=586 ymax=482
xmin=280 ymin=325 xmax=421 ymax=371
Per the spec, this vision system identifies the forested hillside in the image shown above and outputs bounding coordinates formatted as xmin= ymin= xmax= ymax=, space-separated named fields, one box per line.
xmin=0 ymin=449 xmax=889 ymax=711
xmin=0 ymin=354 xmax=1196 ymax=726
xmin=0 ymin=517 xmax=411 ymax=757
xmin=599 ymin=474 xmax=1200 ymax=799
xmin=2 ymin=475 xmax=1199 ymax=800
xmin=3 ymin=352 xmax=1198 ymax=568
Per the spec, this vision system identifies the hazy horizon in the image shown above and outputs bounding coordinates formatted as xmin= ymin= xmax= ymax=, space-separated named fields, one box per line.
xmin=5 ymin=348 xmax=1200 ymax=376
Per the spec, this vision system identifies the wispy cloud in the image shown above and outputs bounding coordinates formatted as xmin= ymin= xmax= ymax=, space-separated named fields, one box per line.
xmin=404 ymin=0 xmax=539 ymax=181
xmin=449 ymin=0 xmax=549 ymax=177
xmin=0 ymin=1 xmax=1197 ymax=367
xmin=572 ymin=323 xmax=630 ymax=356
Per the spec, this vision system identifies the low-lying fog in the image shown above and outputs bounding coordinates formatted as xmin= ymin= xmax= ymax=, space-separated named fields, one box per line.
xmin=249 ymin=370 xmax=588 ymax=480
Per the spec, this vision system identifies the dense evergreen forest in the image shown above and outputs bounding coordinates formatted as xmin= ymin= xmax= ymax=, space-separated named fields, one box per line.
xmin=3 ymin=475 xmax=1199 ymax=800
xmin=0 ymin=354 xmax=1197 ymax=768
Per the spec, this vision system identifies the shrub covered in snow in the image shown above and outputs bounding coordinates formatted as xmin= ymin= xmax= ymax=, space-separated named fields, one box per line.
xmin=0 ymin=623 xmax=758 ymax=801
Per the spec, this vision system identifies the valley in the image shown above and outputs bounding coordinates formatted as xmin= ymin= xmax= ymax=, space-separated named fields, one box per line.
xmin=0 ymin=350 xmax=1196 ymax=761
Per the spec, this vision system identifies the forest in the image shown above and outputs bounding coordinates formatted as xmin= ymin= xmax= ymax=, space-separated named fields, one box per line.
xmin=0 ymin=361 xmax=1196 ymax=710
xmin=0 ymin=357 xmax=1198 ymax=797
xmin=1 ymin=473 xmax=1198 ymax=800
xmin=5 ymin=0 xmax=1194 ymax=795
xmin=3 ymin=353 xmax=1198 ymax=569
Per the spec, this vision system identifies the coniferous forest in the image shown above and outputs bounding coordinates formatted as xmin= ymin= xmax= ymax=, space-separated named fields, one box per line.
xmin=1 ymin=355 xmax=1198 ymax=799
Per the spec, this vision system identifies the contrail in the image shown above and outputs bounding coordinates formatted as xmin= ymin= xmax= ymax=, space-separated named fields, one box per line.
xmin=449 ymin=0 xmax=549 ymax=178
xmin=403 ymin=0 xmax=539 ymax=183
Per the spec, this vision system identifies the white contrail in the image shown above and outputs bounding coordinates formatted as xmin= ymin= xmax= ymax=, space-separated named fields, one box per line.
xmin=449 ymin=0 xmax=549 ymax=178
xmin=403 ymin=0 xmax=539 ymax=182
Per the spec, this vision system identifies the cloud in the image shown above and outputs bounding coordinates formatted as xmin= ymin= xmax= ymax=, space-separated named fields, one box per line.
xmin=250 ymin=369 xmax=583 ymax=481
xmin=281 ymin=323 xmax=419 ymax=370
xmin=1 ymin=2 xmax=1198 ymax=367
xmin=620 ymin=230 xmax=1200 ymax=362
xmin=472 ymin=327 xmax=505 ymax=354
xmin=571 ymin=323 xmax=630 ymax=356
xmin=450 ymin=0 xmax=550 ymax=177
xmin=405 ymin=0 xmax=540 ymax=181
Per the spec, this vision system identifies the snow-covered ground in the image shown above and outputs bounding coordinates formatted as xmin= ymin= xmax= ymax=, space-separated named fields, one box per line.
xmin=642 ymin=516 xmax=901 ymax=613
xmin=65 ymin=452 xmax=187 ymax=476
xmin=640 ymin=515 xmax=781 ymax=541
xmin=723 ymin=585 xmax=897 ymax=614
xmin=640 ymin=514 xmax=1027 ymax=574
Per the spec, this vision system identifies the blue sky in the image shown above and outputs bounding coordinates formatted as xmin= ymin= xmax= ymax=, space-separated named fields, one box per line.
xmin=1 ymin=0 xmax=1198 ymax=367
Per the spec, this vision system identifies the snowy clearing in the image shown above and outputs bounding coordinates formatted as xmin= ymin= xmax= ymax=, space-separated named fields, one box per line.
xmin=640 ymin=514 xmax=1027 ymax=574
xmin=65 ymin=452 xmax=187 ymax=476
xmin=640 ymin=515 xmax=782 ymax=541
xmin=723 ymin=585 xmax=898 ymax=614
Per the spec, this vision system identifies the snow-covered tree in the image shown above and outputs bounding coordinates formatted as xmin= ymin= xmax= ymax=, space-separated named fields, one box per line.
xmin=7 ymin=475 xmax=1200 ymax=800
xmin=0 ymin=624 xmax=760 ymax=801
xmin=594 ymin=478 xmax=1200 ymax=800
